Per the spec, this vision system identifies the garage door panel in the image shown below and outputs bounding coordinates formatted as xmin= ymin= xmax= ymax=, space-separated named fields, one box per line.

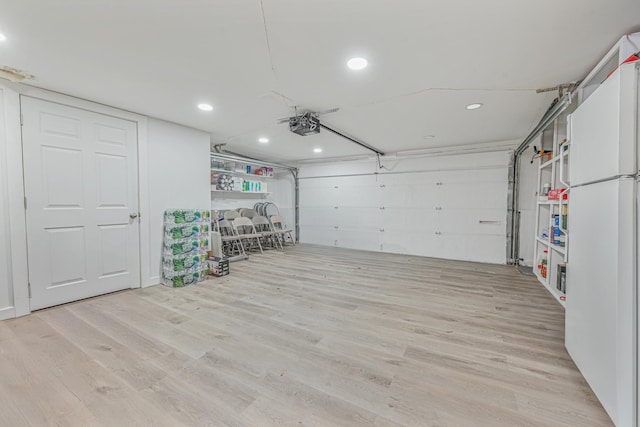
xmin=299 ymin=187 xmax=336 ymax=207
xmin=382 ymin=208 xmax=437 ymax=231
xmin=438 ymin=233 xmax=506 ymax=264
xmin=337 ymin=228 xmax=381 ymax=252
xmin=439 ymin=209 xmax=505 ymax=235
xmin=382 ymin=230 xmax=439 ymax=257
xmin=299 ymin=226 xmax=337 ymax=246
xmin=381 ymin=184 xmax=438 ymax=208
xmin=337 ymin=207 xmax=381 ymax=228
xmin=441 ymin=183 xmax=507 ymax=209
xmin=438 ymin=169 xmax=506 ymax=184
xmin=299 ymin=207 xmax=337 ymax=227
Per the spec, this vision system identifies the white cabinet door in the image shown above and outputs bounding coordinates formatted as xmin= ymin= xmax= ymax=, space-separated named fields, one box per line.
xmin=565 ymin=178 xmax=636 ymax=426
xmin=570 ymin=70 xmax=636 ymax=185
xmin=22 ymin=97 xmax=140 ymax=310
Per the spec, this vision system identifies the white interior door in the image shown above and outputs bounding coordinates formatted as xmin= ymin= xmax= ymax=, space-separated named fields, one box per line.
xmin=21 ymin=97 xmax=140 ymax=310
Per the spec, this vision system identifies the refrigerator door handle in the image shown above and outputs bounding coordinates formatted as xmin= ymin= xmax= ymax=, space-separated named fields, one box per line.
xmin=559 ymin=144 xmax=570 ymax=188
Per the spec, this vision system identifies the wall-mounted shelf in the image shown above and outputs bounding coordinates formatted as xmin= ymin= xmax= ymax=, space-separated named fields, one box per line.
xmin=550 ymin=244 xmax=566 ymax=255
xmin=211 ymin=168 xmax=273 ymax=179
xmin=211 ymin=188 xmax=271 ymax=198
xmin=539 ymin=155 xmax=560 ymax=169
xmin=533 ymin=113 xmax=571 ymax=306
xmin=536 ymin=236 xmax=550 ymax=246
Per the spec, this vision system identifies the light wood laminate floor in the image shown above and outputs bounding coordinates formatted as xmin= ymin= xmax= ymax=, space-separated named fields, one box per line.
xmin=0 ymin=244 xmax=611 ymax=426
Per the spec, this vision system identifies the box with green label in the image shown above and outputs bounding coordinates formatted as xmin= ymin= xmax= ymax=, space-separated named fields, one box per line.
xmin=161 ymin=209 xmax=210 ymax=288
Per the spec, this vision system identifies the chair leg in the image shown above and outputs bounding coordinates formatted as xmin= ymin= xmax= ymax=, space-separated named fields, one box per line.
xmin=236 ymin=238 xmax=246 ymax=257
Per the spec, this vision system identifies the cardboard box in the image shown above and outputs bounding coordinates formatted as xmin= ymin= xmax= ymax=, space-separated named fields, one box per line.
xmin=208 ymin=257 xmax=229 ymax=277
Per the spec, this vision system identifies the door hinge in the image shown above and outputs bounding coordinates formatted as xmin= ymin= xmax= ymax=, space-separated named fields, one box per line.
xmin=28 ymin=282 xmax=31 ymax=298
xmin=20 ymin=113 xmax=24 ymax=126
xmin=24 ymin=197 xmax=27 ymax=210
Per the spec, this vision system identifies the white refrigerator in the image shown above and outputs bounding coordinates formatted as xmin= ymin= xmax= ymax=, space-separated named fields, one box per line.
xmin=566 ymin=63 xmax=638 ymax=426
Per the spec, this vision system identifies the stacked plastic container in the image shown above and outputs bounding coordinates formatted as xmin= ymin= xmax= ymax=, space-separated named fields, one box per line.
xmin=161 ymin=209 xmax=210 ymax=287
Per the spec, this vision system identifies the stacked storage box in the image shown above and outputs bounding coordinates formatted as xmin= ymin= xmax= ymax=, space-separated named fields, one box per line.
xmin=161 ymin=209 xmax=211 ymax=287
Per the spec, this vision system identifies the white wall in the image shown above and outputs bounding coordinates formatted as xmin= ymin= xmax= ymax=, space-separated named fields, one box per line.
xmin=298 ymin=149 xmax=513 ymax=264
xmin=146 ymin=119 xmax=211 ymax=284
xmin=0 ymin=89 xmax=14 ymax=319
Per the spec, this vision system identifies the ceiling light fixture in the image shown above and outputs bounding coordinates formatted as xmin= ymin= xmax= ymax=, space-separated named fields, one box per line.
xmin=466 ymin=103 xmax=483 ymax=110
xmin=258 ymin=137 xmax=269 ymax=143
xmin=197 ymin=103 xmax=213 ymax=111
xmin=0 ymin=33 xmax=6 ymax=42
xmin=347 ymin=57 xmax=368 ymax=70
xmin=313 ymin=148 xmax=323 ymax=153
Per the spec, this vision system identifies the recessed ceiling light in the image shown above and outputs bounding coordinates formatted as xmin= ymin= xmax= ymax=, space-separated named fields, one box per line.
xmin=466 ymin=103 xmax=483 ymax=110
xmin=347 ymin=57 xmax=368 ymax=70
xmin=0 ymin=33 xmax=6 ymax=42
xmin=423 ymin=135 xmax=435 ymax=139
xmin=258 ymin=137 xmax=269 ymax=143
xmin=197 ymin=103 xmax=213 ymax=111
xmin=313 ymin=148 xmax=323 ymax=153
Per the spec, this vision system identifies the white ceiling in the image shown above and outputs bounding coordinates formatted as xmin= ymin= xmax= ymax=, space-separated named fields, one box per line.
xmin=1 ymin=0 xmax=639 ymax=163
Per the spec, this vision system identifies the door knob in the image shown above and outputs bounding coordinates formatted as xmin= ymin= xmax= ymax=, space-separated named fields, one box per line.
xmin=129 ymin=213 xmax=139 ymax=219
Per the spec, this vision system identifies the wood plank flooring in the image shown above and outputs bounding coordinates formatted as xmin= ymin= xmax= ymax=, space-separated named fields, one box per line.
xmin=0 ymin=244 xmax=611 ymax=426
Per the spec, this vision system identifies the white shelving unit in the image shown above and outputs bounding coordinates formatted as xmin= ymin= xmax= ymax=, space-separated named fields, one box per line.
xmin=210 ymin=187 xmax=271 ymax=198
xmin=211 ymin=168 xmax=274 ymax=179
xmin=532 ymin=116 xmax=571 ymax=307
xmin=210 ymin=160 xmax=274 ymax=199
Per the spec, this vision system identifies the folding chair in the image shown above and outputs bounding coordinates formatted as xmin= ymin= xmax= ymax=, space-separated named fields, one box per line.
xmin=223 ymin=210 xmax=240 ymax=220
xmin=232 ymin=217 xmax=263 ymax=254
xmin=270 ymin=215 xmax=295 ymax=247
xmin=218 ymin=219 xmax=246 ymax=258
xmin=252 ymin=215 xmax=283 ymax=250
xmin=241 ymin=208 xmax=258 ymax=219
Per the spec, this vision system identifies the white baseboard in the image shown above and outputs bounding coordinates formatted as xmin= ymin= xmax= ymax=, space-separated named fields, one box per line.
xmin=0 ymin=306 xmax=16 ymax=321
xmin=142 ymin=276 xmax=160 ymax=288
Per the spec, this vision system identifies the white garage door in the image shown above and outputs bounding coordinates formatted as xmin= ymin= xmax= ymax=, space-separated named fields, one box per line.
xmin=22 ymin=97 xmax=140 ymax=310
xmin=299 ymin=167 xmax=508 ymax=264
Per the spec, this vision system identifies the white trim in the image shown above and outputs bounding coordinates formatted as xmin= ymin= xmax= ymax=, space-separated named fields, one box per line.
xmin=3 ymin=87 xmax=29 ymax=317
xmin=136 ymin=115 xmax=154 ymax=287
xmin=144 ymin=276 xmax=160 ymax=288
xmin=0 ymin=306 xmax=16 ymax=321
xmin=0 ymin=81 xmax=153 ymax=317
